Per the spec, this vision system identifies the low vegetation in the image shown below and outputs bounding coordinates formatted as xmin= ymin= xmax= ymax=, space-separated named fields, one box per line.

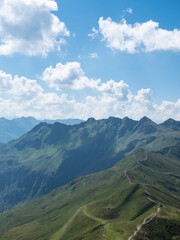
xmin=0 ymin=149 xmax=179 ymax=239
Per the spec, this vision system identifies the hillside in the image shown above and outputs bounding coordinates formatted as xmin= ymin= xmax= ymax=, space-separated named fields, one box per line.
xmin=0 ymin=149 xmax=179 ymax=240
xmin=0 ymin=117 xmax=83 ymax=143
xmin=0 ymin=116 xmax=179 ymax=211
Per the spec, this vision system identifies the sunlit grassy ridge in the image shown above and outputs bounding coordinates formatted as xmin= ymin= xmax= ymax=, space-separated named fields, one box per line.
xmin=0 ymin=149 xmax=180 ymax=240
xmin=0 ymin=117 xmax=180 ymax=211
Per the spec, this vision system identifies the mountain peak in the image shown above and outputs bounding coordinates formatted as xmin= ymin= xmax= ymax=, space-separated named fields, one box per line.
xmin=139 ymin=116 xmax=154 ymax=123
xmin=161 ymin=118 xmax=180 ymax=131
xmin=162 ymin=118 xmax=176 ymax=124
xmin=87 ymin=117 xmax=96 ymax=122
xmin=122 ymin=116 xmax=132 ymax=122
xmin=135 ymin=116 xmax=157 ymax=134
xmin=122 ymin=116 xmax=130 ymax=120
xmin=122 ymin=116 xmax=137 ymax=126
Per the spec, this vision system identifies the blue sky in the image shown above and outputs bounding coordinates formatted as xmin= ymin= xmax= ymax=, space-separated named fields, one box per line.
xmin=0 ymin=0 xmax=179 ymax=122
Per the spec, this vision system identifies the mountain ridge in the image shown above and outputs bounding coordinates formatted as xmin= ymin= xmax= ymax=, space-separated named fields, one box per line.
xmin=0 ymin=149 xmax=179 ymax=240
xmin=0 ymin=116 xmax=179 ymax=212
xmin=0 ymin=117 xmax=84 ymax=143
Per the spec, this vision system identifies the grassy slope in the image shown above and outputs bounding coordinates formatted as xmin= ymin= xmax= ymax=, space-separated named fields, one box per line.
xmin=1 ymin=117 xmax=180 ymax=174
xmin=0 ymin=117 xmax=180 ymax=212
xmin=0 ymin=149 xmax=180 ymax=240
xmin=134 ymin=206 xmax=180 ymax=240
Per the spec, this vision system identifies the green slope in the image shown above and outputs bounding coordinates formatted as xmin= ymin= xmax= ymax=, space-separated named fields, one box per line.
xmin=0 ymin=116 xmax=179 ymax=211
xmin=0 ymin=149 xmax=180 ymax=240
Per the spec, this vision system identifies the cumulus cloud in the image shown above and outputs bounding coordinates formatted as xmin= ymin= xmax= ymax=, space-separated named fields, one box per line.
xmin=90 ymin=17 xmax=180 ymax=53
xmin=97 ymin=79 xmax=131 ymax=101
xmin=154 ymin=99 xmax=180 ymax=121
xmin=41 ymin=62 xmax=101 ymax=90
xmin=134 ymin=88 xmax=153 ymax=109
xmin=0 ymin=70 xmax=43 ymax=100
xmin=67 ymin=91 xmax=180 ymax=122
xmin=0 ymin=69 xmax=75 ymax=119
xmin=0 ymin=66 xmax=179 ymax=122
xmin=41 ymin=62 xmax=131 ymax=102
xmin=0 ymin=0 xmax=70 ymax=56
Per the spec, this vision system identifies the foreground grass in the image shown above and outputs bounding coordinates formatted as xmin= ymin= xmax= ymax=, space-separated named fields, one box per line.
xmin=0 ymin=150 xmax=180 ymax=240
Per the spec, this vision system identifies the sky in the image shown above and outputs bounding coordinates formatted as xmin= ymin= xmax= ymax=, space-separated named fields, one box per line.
xmin=0 ymin=0 xmax=179 ymax=122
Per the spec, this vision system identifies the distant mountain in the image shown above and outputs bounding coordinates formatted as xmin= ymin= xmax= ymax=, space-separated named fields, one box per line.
xmin=0 ymin=117 xmax=84 ymax=143
xmin=0 ymin=116 xmax=179 ymax=212
xmin=0 ymin=149 xmax=179 ymax=240
xmin=160 ymin=118 xmax=180 ymax=131
xmin=0 ymin=117 xmax=39 ymax=143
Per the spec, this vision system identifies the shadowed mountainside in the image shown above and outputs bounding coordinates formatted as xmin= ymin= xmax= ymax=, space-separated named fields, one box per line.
xmin=0 ymin=116 xmax=179 ymax=211
xmin=0 ymin=149 xmax=179 ymax=240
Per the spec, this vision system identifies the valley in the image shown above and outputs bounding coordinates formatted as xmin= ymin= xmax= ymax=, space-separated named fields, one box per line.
xmin=0 ymin=148 xmax=179 ymax=239
xmin=0 ymin=116 xmax=180 ymax=212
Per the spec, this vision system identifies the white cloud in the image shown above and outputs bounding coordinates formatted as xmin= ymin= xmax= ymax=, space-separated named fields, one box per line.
xmin=41 ymin=62 xmax=131 ymax=102
xmin=92 ymin=17 xmax=180 ymax=53
xmin=0 ymin=69 xmax=75 ymax=119
xmin=0 ymin=0 xmax=70 ymax=56
xmin=0 ymin=67 xmax=179 ymax=122
xmin=122 ymin=8 xmax=133 ymax=17
xmin=126 ymin=8 xmax=133 ymax=14
xmin=0 ymin=70 xmax=43 ymax=100
xmin=97 ymin=79 xmax=131 ymax=101
xmin=89 ymin=52 xmax=99 ymax=59
xmin=66 ymin=91 xmax=180 ymax=122
xmin=41 ymin=62 xmax=101 ymax=90
xmin=134 ymin=88 xmax=153 ymax=109
xmin=154 ymin=99 xmax=180 ymax=121
xmin=88 ymin=27 xmax=98 ymax=39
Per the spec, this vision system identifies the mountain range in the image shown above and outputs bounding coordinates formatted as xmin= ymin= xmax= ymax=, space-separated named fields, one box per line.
xmin=0 ymin=117 xmax=83 ymax=143
xmin=0 ymin=116 xmax=179 ymax=212
xmin=0 ymin=148 xmax=179 ymax=239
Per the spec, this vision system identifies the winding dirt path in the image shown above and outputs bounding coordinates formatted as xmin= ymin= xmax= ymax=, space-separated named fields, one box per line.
xmin=144 ymin=152 xmax=148 ymax=161
xmin=50 ymin=209 xmax=81 ymax=240
xmin=128 ymin=187 xmax=160 ymax=240
xmin=128 ymin=213 xmax=156 ymax=240
xmin=144 ymin=187 xmax=156 ymax=204
xmin=124 ymin=170 xmax=131 ymax=184
xmin=125 ymin=151 xmax=148 ymax=184
xmin=50 ymin=204 xmax=107 ymax=240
